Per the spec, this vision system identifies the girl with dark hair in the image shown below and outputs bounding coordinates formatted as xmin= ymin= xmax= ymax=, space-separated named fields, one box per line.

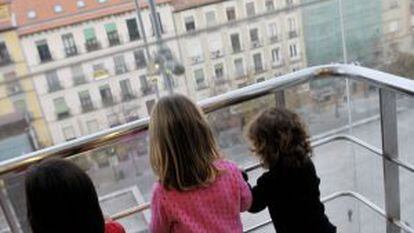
xmin=25 ymin=159 xmax=125 ymax=233
xmin=246 ymin=107 xmax=336 ymax=233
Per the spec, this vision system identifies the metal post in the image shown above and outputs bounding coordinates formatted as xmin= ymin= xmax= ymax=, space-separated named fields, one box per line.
xmin=133 ymin=0 xmax=151 ymax=60
xmin=338 ymin=0 xmax=347 ymax=64
xmin=134 ymin=0 xmax=161 ymax=99
xmin=379 ymin=89 xmax=401 ymax=233
xmin=147 ymin=0 xmax=174 ymax=94
xmin=0 ymin=180 xmax=20 ymax=233
xmin=275 ymin=90 xmax=286 ymax=108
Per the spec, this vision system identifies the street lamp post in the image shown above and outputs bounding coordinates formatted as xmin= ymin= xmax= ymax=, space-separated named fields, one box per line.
xmin=133 ymin=0 xmax=161 ymax=99
xmin=147 ymin=0 xmax=175 ymax=95
xmin=133 ymin=0 xmax=151 ymax=60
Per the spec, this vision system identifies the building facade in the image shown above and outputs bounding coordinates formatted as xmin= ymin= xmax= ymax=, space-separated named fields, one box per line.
xmin=14 ymin=0 xmax=185 ymax=144
xmin=172 ymin=0 xmax=307 ymax=100
xmin=0 ymin=0 xmax=51 ymax=161
xmin=301 ymin=0 xmax=383 ymax=66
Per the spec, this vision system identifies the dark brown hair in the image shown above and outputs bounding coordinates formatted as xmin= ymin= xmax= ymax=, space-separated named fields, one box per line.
xmin=25 ymin=159 xmax=105 ymax=233
xmin=149 ymin=94 xmax=220 ymax=191
xmin=247 ymin=107 xmax=312 ymax=168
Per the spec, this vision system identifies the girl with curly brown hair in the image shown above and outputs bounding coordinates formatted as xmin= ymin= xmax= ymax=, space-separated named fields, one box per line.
xmin=246 ymin=107 xmax=336 ymax=233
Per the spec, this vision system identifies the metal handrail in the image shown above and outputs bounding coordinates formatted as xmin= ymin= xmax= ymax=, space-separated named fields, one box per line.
xmin=108 ymin=132 xmax=414 ymax=221
xmin=244 ymin=190 xmax=414 ymax=233
xmin=1 ymin=64 xmax=414 ymax=176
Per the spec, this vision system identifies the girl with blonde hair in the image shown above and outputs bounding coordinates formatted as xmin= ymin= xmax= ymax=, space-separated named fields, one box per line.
xmin=149 ymin=94 xmax=251 ymax=233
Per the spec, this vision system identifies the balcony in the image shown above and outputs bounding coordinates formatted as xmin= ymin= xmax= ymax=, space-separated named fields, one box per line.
xmin=210 ymin=50 xmax=224 ymax=60
xmin=270 ymin=35 xmax=280 ymax=43
xmin=271 ymin=60 xmax=285 ymax=69
xmin=232 ymin=47 xmax=243 ymax=54
xmin=190 ymin=55 xmax=204 ymax=65
xmin=81 ymin=102 xmax=95 ymax=113
xmin=102 ymin=96 xmax=116 ymax=108
xmin=115 ymin=65 xmax=129 ymax=75
xmin=141 ymin=86 xmax=154 ymax=96
xmin=108 ymin=32 xmax=121 ymax=47
xmin=251 ymin=40 xmax=263 ymax=49
xmin=213 ymin=76 xmax=228 ymax=86
xmin=73 ymin=75 xmax=88 ymax=86
xmin=7 ymin=83 xmax=23 ymax=96
xmin=196 ymin=82 xmax=209 ymax=91
xmin=234 ymin=73 xmax=248 ymax=80
xmin=56 ymin=110 xmax=71 ymax=120
xmin=1 ymin=65 xmax=414 ymax=233
xmin=85 ymin=39 xmax=101 ymax=52
xmin=288 ymin=30 xmax=298 ymax=39
xmin=64 ymin=46 xmax=78 ymax=57
xmin=0 ymin=56 xmax=12 ymax=67
xmin=48 ymin=84 xmax=63 ymax=93
xmin=40 ymin=55 xmax=53 ymax=63
xmin=121 ymin=92 xmax=137 ymax=102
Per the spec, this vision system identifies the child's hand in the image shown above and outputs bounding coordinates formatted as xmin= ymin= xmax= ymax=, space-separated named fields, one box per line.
xmin=241 ymin=170 xmax=249 ymax=182
xmin=104 ymin=214 xmax=112 ymax=222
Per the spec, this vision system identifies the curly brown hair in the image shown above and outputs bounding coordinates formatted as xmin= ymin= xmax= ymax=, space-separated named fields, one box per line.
xmin=246 ymin=107 xmax=312 ymax=168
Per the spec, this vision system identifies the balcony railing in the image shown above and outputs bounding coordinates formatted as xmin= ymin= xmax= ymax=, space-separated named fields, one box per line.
xmin=48 ymin=84 xmax=63 ymax=93
xmin=73 ymin=75 xmax=88 ymax=86
xmin=85 ymin=39 xmax=101 ymax=52
xmin=64 ymin=46 xmax=78 ymax=57
xmin=108 ymin=31 xmax=121 ymax=47
xmin=0 ymin=56 xmax=12 ymax=66
xmin=81 ymin=102 xmax=95 ymax=113
xmin=1 ymin=65 xmax=414 ymax=233
xmin=102 ymin=97 xmax=116 ymax=107
xmin=141 ymin=86 xmax=154 ymax=96
xmin=288 ymin=30 xmax=298 ymax=39
xmin=251 ymin=40 xmax=263 ymax=49
xmin=56 ymin=110 xmax=71 ymax=120
xmin=210 ymin=50 xmax=224 ymax=59
xmin=121 ymin=92 xmax=137 ymax=102
xmin=270 ymin=35 xmax=280 ymax=43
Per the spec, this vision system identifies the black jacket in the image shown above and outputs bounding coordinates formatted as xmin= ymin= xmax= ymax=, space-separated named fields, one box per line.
xmin=248 ymin=159 xmax=336 ymax=233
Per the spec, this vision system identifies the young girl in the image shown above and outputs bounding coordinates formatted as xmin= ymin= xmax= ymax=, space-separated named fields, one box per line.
xmin=149 ymin=94 xmax=252 ymax=233
xmin=246 ymin=107 xmax=336 ymax=233
xmin=25 ymin=159 xmax=125 ymax=233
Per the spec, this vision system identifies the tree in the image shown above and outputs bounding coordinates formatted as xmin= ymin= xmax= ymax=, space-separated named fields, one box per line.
xmin=383 ymin=52 xmax=414 ymax=80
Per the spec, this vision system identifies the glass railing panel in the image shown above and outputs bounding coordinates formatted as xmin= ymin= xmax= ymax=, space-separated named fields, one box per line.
xmin=348 ymin=80 xmax=382 ymax=147
xmin=68 ymin=133 xmax=153 ymax=233
xmin=327 ymin=197 xmax=386 ymax=233
xmin=0 ymin=171 xmax=30 ymax=232
xmin=0 ymin=206 xmax=10 ymax=233
xmin=306 ymin=79 xmax=350 ymax=135
xmin=315 ymin=141 xmax=386 ymax=233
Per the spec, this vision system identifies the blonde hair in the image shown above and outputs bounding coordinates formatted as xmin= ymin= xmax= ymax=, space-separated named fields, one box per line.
xmin=149 ymin=94 xmax=220 ymax=191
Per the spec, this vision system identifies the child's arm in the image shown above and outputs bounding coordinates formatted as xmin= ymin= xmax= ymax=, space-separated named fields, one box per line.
xmin=149 ymin=185 xmax=169 ymax=233
xmin=249 ymin=176 xmax=268 ymax=213
xmin=238 ymin=169 xmax=253 ymax=212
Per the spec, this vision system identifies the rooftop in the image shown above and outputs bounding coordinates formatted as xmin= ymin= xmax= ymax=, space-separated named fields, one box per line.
xmin=12 ymin=0 xmax=171 ymax=36
xmin=172 ymin=0 xmax=223 ymax=12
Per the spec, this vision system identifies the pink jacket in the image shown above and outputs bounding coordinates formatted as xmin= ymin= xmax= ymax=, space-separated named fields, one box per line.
xmin=150 ymin=160 xmax=252 ymax=233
